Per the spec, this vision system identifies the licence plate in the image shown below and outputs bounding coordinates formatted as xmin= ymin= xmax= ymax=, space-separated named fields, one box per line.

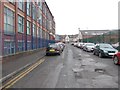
xmin=49 ymin=49 xmax=55 ymax=52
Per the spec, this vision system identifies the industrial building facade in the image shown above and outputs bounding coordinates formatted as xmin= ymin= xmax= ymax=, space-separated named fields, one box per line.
xmin=0 ymin=0 xmax=55 ymax=57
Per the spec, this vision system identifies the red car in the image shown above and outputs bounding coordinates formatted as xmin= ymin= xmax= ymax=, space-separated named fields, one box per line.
xmin=113 ymin=52 xmax=120 ymax=65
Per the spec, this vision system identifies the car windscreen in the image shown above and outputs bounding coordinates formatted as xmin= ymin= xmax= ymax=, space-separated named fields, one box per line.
xmin=100 ymin=44 xmax=113 ymax=49
xmin=86 ymin=43 xmax=95 ymax=46
xmin=49 ymin=44 xmax=58 ymax=48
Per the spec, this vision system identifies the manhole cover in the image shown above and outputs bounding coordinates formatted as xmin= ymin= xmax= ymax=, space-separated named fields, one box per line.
xmin=95 ymin=68 xmax=105 ymax=73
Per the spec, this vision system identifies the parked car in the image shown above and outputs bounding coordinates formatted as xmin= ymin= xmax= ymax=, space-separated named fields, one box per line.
xmin=56 ymin=42 xmax=65 ymax=51
xmin=81 ymin=43 xmax=87 ymax=49
xmin=79 ymin=42 xmax=84 ymax=49
xmin=113 ymin=52 xmax=120 ymax=65
xmin=73 ymin=42 xmax=78 ymax=47
xmin=93 ymin=43 xmax=118 ymax=58
xmin=46 ymin=43 xmax=62 ymax=55
xmin=83 ymin=43 xmax=95 ymax=52
xmin=76 ymin=42 xmax=82 ymax=48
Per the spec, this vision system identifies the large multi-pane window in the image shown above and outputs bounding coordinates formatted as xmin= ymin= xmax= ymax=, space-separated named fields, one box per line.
xmin=4 ymin=41 xmax=15 ymax=55
xmin=42 ymin=30 xmax=45 ymax=39
xmin=18 ymin=40 xmax=25 ymax=52
xmin=18 ymin=15 xmax=24 ymax=33
xmin=38 ymin=2 xmax=42 ymax=10
xmin=39 ymin=28 xmax=42 ymax=38
xmin=37 ymin=10 xmax=42 ymax=25
xmin=27 ymin=41 xmax=31 ymax=50
xmin=27 ymin=2 xmax=31 ymax=16
xmin=4 ymin=7 xmax=14 ymax=35
xmin=37 ymin=27 xmax=39 ymax=37
xmin=32 ymin=4 xmax=37 ymax=20
xmin=8 ymin=0 xmax=15 ymax=4
xmin=27 ymin=21 xmax=31 ymax=35
xmin=18 ymin=0 xmax=24 ymax=11
xmin=33 ymin=24 xmax=36 ymax=37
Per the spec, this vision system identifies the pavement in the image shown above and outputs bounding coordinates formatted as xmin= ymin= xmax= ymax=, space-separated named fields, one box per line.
xmin=1 ymin=48 xmax=46 ymax=83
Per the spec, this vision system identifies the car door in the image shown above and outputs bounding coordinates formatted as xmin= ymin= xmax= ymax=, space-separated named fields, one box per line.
xmin=94 ymin=45 xmax=100 ymax=55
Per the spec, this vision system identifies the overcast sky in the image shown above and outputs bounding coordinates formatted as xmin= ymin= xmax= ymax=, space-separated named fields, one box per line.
xmin=45 ymin=0 xmax=120 ymax=35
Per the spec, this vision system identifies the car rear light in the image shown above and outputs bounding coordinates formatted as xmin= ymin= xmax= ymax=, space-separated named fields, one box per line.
xmin=55 ymin=48 xmax=59 ymax=51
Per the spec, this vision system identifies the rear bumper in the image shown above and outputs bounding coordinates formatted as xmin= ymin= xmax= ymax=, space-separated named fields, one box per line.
xmin=46 ymin=51 xmax=60 ymax=55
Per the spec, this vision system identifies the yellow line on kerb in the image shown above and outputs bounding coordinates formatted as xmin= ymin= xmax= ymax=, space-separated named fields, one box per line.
xmin=2 ymin=59 xmax=45 ymax=89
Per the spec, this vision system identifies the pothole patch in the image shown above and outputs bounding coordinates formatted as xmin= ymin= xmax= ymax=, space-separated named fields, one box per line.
xmin=74 ymin=72 xmax=83 ymax=79
xmin=94 ymin=68 xmax=106 ymax=74
xmin=72 ymin=68 xmax=84 ymax=73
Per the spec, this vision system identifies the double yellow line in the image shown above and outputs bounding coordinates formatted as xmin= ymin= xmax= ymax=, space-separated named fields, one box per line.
xmin=2 ymin=58 xmax=45 ymax=89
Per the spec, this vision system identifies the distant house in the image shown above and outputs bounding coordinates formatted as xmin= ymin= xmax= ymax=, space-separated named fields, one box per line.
xmin=65 ymin=35 xmax=70 ymax=43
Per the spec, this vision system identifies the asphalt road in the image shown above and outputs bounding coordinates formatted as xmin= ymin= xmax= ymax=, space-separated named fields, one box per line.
xmin=6 ymin=44 xmax=119 ymax=88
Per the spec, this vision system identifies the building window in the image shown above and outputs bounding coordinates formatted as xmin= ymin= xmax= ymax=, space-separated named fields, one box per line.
xmin=42 ymin=30 xmax=45 ymax=39
xmin=18 ymin=0 xmax=24 ymax=11
xmin=18 ymin=15 xmax=24 ymax=33
xmin=38 ymin=2 xmax=42 ymax=10
xmin=27 ymin=21 xmax=31 ymax=35
xmin=27 ymin=41 xmax=31 ymax=50
xmin=4 ymin=41 xmax=15 ymax=55
xmin=27 ymin=2 xmax=31 ymax=16
xmin=18 ymin=40 xmax=25 ymax=52
xmin=37 ymin=28 xmax=39 ymax=37
xmin=40 ymin=28 xmax=42 ymax=38
xmin=8 ymin=0 xmax=15 ymax=4
xmin=4 ymin=7 xmax=14 ymax=35
xmin=32 ymin=4 xmax=37 ymax=20
xmin=33 ymin=24 xmax=36 ymax=37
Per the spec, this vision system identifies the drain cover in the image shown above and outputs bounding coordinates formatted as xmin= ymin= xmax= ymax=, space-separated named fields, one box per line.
xmin=95 ymin=68 xmax=105 ymax=73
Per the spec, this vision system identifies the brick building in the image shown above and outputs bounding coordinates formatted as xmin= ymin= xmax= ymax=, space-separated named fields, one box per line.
xmin=0 ymin=0 xmax=55 ymax=57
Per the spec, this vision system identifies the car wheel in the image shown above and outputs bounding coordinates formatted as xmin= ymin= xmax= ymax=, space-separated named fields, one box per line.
xmin=46 ymin=53 xmax=49 ymax=56
xmin=58 ymin=53 xmax=60 ymax=55
xmin=113 ymin=56 xmax=119 ymax=65
xmin=99 ymin=52 xmax=103 ymax=58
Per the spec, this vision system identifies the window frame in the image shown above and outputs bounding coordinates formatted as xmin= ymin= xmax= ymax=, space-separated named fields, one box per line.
xmin=4 ymin=7 xmax=15 ymax=35
xmin=18 ymin=15 xmax=24 ymax=33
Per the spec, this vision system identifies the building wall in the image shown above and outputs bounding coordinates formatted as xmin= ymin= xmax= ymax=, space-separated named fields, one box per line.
xmin=0 ymin=0 xmax=55 ymax=56
xmin=0 ymin=1 xmax=3 ymax=57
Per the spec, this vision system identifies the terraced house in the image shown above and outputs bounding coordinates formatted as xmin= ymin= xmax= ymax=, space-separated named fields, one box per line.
xmin=0 ymin=0 xmax=55 ymax=57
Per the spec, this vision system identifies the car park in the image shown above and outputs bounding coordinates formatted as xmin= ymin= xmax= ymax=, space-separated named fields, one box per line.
xmin=113 ymin=52 xmax=120 ymax=65
xmin=46 ymin=43 xmax=62 ymax=55
xmin=83 ymin=43 xmax=95 ymax=52
xmin=93 ymin=43 xmax=118 ymax=58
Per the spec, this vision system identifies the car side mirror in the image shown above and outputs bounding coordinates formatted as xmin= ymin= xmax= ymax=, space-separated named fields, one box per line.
xmin=96 ymin=46 xmax=99 ymax=48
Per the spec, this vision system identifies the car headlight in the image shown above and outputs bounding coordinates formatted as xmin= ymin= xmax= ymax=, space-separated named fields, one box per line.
xmin=103 ymin=50 xmax=108 ymax=53
xmin=115 ymin=51 xmax=118 ymax=54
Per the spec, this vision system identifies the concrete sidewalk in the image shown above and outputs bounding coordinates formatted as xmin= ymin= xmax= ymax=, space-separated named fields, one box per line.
xmin=2 ymin=48 xmax=46 ymax=78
